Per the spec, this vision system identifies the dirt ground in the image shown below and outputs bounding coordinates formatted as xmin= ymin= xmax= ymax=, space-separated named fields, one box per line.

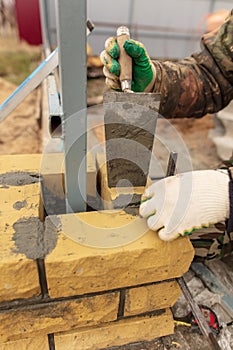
xmin=0 ymin=33 xmax=41 ymax=155
xmin=169 ymin=116 xmax=221 ymax=170
xmin=0 ymin=77 xmax=41 ymax=154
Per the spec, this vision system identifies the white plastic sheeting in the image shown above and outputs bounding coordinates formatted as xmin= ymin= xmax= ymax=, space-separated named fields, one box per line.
xmin=45 ymin=0 xmax=232 ymax=58
xmin=87 ymin=0 xmax=232 ymax=58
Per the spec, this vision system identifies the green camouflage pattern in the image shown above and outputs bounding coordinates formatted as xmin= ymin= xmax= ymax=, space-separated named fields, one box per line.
xmin=191 ymin=167 xmax=233 ymax=260
xmin=191 ymin=222 xmax=233 ymax=261
xmin=151 ymin=10 xmax=233 ymax=258
xmin=153 ymin=9 xmax=233 ymax=118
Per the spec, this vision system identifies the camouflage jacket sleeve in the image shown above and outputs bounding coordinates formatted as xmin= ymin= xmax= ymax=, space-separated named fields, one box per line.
xmin=153 ymin=9 xmax=233 ymax=118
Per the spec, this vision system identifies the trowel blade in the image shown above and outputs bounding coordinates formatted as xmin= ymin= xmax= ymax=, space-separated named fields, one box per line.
xmin=103 ymin=91 xmax=160 ymax=188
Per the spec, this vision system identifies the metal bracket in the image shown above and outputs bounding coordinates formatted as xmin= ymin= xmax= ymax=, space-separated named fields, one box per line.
xmin=0 ymin=48 xmax=58 ymax=123
xmin=0 ymin=20 xmax=94 ymax=128
xmin=47 ymin=19 xmax=94 ymax=139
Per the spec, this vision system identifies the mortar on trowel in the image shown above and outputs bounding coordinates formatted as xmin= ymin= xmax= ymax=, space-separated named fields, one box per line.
xmin=103 ymin=26 xmax=160 ymax=205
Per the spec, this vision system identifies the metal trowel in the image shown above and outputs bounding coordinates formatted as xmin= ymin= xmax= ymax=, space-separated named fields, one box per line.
xmin=103 ymin=26 xmax=160 ymax=188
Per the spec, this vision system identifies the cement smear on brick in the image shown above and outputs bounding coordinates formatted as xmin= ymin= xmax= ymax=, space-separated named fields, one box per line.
xmin=13 ymin=200 xmax=27 ymax=210
xmin=12 ymin=216 xmax=59 ymax=259
xmin=0 ymin=172 xmax=40 ymax=186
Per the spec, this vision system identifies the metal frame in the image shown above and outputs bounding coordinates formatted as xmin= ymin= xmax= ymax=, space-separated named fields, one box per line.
xmin=39 ymin=0 xmax=61 ymax=139
xmin=39 ymin=0 xmax=51 ymax=57
xmin=0 ymin=48 xmax=58 ymax=122
xmin=56 ymin=0 xmax=87 ymax=213
xmin=0 ymin=0 xmax=92 ymax=213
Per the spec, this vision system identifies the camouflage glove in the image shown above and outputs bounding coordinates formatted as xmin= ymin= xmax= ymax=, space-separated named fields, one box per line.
xmin=139 ymin=170 xmax=229 ymax=241
xmin=100 ymin=37 xmax=156 ymax=92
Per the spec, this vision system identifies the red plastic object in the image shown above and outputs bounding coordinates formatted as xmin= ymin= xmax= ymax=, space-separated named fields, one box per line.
xmin=15 ymin=0 xmax=42 ymax=45
xmin=192 ymin=305 xmax=220 ymax=334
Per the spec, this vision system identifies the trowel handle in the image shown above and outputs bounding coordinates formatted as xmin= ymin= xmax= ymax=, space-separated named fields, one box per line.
xmin=117 ymin=26 xmax=132 ymax=91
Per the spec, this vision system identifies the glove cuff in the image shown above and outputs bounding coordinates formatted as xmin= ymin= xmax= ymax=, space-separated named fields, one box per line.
xmin=151 ymin=61 xmax=163 ymax=93
xmin=144 ymin=63 xmax=156 ymax=92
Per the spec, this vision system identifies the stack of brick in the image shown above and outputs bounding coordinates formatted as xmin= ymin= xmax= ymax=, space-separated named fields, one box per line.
xmin=0 ymin=154 xmax=194 ymax=350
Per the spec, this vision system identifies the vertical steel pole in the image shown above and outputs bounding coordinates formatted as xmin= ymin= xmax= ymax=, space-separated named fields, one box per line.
xmin=39 ymin=0 xmax=51 ymax=56
xmin=56 ymin=0 xmax=87 ymax=213
xmin=209 ymin=0 xmax=216 ymax=14
xmin=128 ymin=0 xmax=135 ymax=32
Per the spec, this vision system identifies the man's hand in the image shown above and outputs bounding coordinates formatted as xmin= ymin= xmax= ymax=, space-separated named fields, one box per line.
xmin=100 ymin=37 xmax=156 ymax=92
xmin=139 ymin=170 xmax=229 ymax=241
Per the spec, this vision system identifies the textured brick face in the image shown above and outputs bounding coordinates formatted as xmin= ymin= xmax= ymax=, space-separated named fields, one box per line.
xmin=0 ymin=293 xmax=119 ymax=343
xmin=0 ymin=337 xmax=49 ymax=350
xmin=0 ymin=182 xmax=41 ymax=302
xmin=0 ymin=154 xmax=194 ymax=348
xmin=124 ymin=281 xmax=181 ymax=316
xmin=54 ymin=309 xmax=174 ymax=350
xmin=45 ymin=211 xmax=194 ymax=298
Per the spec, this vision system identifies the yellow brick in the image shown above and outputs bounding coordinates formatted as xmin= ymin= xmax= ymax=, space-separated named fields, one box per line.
xmin=0 ymin=153 xmax=65 ymax=175
xmin=0 ymin=224 xmax=40 ymax=302
xmin=125 ymin=281 xmax=181 ymax=316
xmin=0 ymin=182 xmax=41 ymax=302
xmin=41 ymin=153 xmax=97 ymax=211
xmin=55 ymin=309 xmax=173 ymax=350
xmin=0 ymin=153 xmax=64 ymax=203
xmin=0 ymin=292 xmax=119 ymax=343
xmin=39 ymin=153 xmax=64 ymax=176
xmin=0 ymin=337 xmax=49 ymax=350
xmin=42 ymin=173 xmax=65 ymax=201
xmin=0 ymin=153 xmax=65 ymax=218
xmin=41 ymin=153 xmax=96 ymax=201
xmin=40 ymin=154 xmax=66 ymax=217
xmin=0 ymin=153 xmax=96 ymax=204
xmin=0 ymin=184 xmax=40 ymax=218
xmin=86 ymin=151 xmax=97 ymax=198
xmin=97 ymin=152 xmax=144 ymax=209
xmin=45 ymin=211 xmax=194 ymax=298
xmin=0 ymin=154 xmax=42 ymax=174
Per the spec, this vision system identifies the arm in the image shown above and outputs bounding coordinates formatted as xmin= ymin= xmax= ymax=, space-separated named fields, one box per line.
xmin=153 ymin=10 xmax=233 ymax=118
xmin=101 ymin=10 xmax=233 ymax=118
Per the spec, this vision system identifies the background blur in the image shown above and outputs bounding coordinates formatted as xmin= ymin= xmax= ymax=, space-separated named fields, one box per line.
xmin=0 ymin=0 xmax=232 ymax=164
xmin=86 ymin=0 xmax=232 ymax=58
xmin=1 ymin=0 xmax=232 ymax=58
xmin=40 ymin=0 xmax=233 ymax=58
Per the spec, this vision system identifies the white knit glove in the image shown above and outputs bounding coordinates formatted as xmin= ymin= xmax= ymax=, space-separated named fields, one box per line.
xmin=139 ymin=170 xmax=229 ymax=241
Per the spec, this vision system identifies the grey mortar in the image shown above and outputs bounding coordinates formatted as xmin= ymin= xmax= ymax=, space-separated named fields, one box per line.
xmin=12 ymin=216 xmax=60 ymax=259
xmin=112 ymin=193 xmax=141 ymax=209
xmin=13 ymin=200 xmax=27 ymax=210
xmin=0 ymin=172 xmax=40 ymax=186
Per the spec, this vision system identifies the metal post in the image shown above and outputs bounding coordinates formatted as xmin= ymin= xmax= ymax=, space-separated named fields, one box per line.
xmin=39 ymin=0 xmax=51 ymax=56
xmin=128 ymin=0 xmax=135 ymax=33
xmin=56 ymin=0 xmax=87 ymax=213
xmin=209 ymin=0 xmax=216 ymax=14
